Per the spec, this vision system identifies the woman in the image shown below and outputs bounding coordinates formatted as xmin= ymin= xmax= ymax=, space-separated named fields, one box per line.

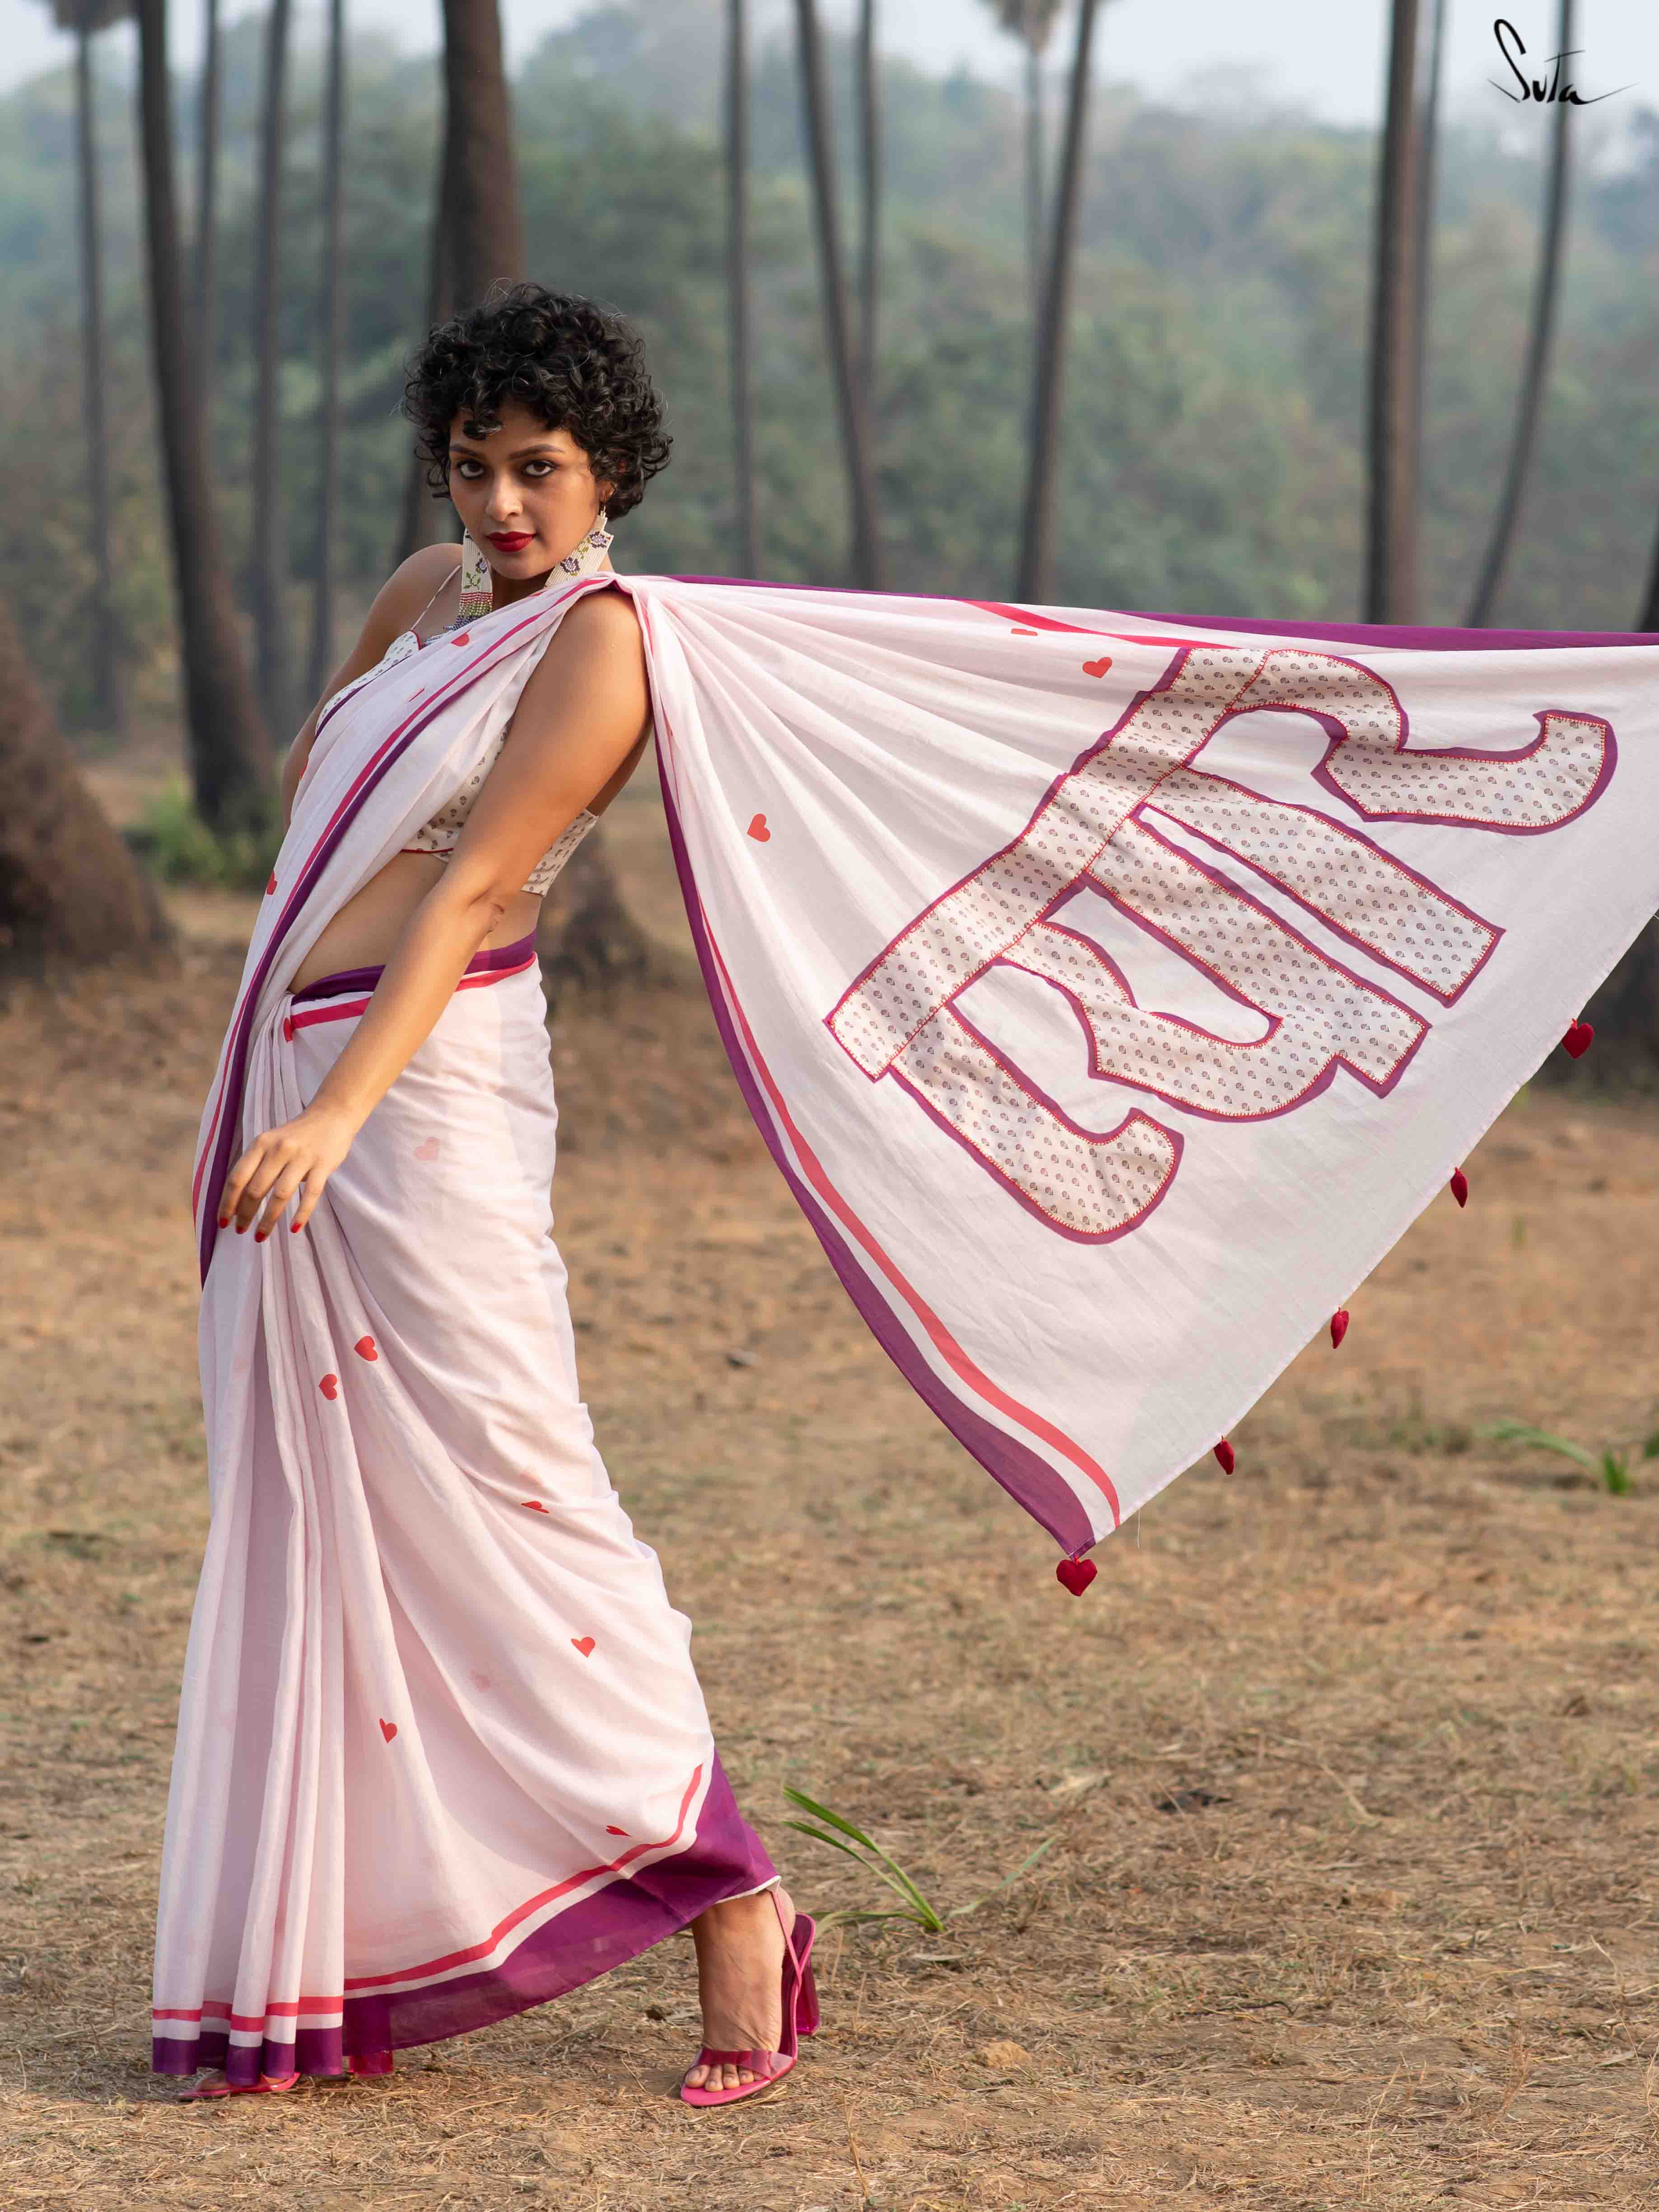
xmin=155 ymin=286 xmax=814 ymax=2110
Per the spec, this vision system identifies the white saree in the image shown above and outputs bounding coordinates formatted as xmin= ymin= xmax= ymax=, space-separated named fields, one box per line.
xmin=159 ymin=571 xmax=1659 ymax=2079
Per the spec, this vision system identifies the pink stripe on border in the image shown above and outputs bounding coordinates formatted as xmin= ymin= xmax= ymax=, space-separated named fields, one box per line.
xmin=343 ymin=1764 xmax=704 ymax=1992
xmin=154 ymin=1999 xmax=342 ymax=2024
xmin=155 ymin=1763 xmax=704 ymax=2024
xmin=286 ymin=952 xmax=536 ymax=1032
xmin=968 ymin=597 xmax=1226 ymax=651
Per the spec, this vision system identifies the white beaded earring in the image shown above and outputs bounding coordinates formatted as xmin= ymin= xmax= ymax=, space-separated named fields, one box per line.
xmin=560 ymin=508 xmax=614 ymax=575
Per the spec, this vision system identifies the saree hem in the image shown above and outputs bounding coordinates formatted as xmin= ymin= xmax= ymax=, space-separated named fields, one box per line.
xmin=152 ymin=1756 xmax=778 ymax=2081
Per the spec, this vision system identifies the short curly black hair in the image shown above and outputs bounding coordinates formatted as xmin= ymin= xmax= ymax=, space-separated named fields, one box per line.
xmin=401 ymin=283 xmax=670 ymax=519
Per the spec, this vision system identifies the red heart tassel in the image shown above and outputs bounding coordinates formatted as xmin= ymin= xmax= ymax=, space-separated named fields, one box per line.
xmin=1055 ymin=1555 xmax=1097 ymax=1596
xmin=1213 ymin=1438 xmax=1235 ymax=1474
xmin=1561 ymin=1019 xmax=1594 ymax=1059
xmin=1450 ymin=1168 xmax=1468 ymax=1208
xmin=1329 ymin=1309 xmax=1350 ymax=1350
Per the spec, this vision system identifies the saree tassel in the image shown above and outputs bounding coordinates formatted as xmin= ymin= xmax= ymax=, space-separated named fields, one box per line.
xmin=1561 ymin=1019 xmax=1594 ymax=1059
xmin=1450 ymin=1168 xmax=1469 ymax=1208
xmin=1213 ymin=1438 xmax=1236 ymax=1474
xmin=1055 ymin=1555 xmax=1098 ymax=1596
xmin=1329 ymin=1309 xmax=1350 ymax=1350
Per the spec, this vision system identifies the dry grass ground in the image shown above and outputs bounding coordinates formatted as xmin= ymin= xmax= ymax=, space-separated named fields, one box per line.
xmin=4 ymin=760 xmax=1659 ymax=2208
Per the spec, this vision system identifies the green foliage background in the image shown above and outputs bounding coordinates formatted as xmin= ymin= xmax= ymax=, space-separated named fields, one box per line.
xmin=3 ymin=0 xmax=1658 ymax=733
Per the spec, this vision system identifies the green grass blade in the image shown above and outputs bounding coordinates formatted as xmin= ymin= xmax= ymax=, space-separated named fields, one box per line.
xmin=1487 ymin=1419 xmax=1597 ymax=1470
xmin=951 ymin=1837 xmax=1058 ymax=1919
xmin=782 ymin=1820 xmax=878 ymax=1870
xmin=783 ymin=1787 xmax=946 ymax=1930
xmin=782 ymin=1787 xmax=886 ymax=1853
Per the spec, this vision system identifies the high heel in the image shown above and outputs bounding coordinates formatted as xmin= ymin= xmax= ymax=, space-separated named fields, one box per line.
xmin=680 ymin=1888 xmax=818 ymax=2109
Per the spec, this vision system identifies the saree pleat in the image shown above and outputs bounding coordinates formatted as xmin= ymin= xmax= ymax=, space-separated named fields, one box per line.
xmin=155 ymin=943 xmax=775 ymax=2082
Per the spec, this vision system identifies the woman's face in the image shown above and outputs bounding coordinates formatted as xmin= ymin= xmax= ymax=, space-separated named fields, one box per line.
xmin=447 ymin=398 xmax=612 ymax=581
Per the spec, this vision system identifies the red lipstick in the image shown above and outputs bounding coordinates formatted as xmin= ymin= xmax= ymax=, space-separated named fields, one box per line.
xmin=487 ymin=530 xmax=534 ymax=551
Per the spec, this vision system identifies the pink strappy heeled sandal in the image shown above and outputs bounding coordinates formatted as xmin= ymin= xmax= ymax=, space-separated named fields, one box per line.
xmin=680 ymin=1887 xmax=820 ymax=2109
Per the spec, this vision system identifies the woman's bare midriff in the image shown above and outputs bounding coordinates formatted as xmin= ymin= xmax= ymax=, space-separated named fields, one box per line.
xmin=287 ymin=856 xmax=546 ymax=994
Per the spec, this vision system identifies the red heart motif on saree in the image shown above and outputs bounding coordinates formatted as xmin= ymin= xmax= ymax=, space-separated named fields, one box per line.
xmin=1055 ymin=1556 xmax=1097 ymax=1596
xmin=379 ymin=1719 xmax=397 ymax=1742
xmin=1449 ymin=1169 xmax=1469 ymax=1208
xmin=414 ymin=1137 xmax=441 ymax=1161
xmin=354 ymin=1335 xmax=378 ymax=1361
xmin=1213 ymin=1439 xmax=1235 ymax=1474
xmin=282 ymin=1016 xmax=295 ymax=1042
xmin=451 ymin=632 xmax=471 ymax=647
xmin=606 ymin=1825 xmax=628 ymax=1836
xmin=266 ymin=873 xmax=277 ymax=895
xmin=319 ymin=1373 xmax=340 ymax=1400
xmin=747 ymin=814 xmax=771 ymax=843
xmin=571 ymin=1636 xmax=596 ymax=1657
xmin=1329 ymin=1309 xmax=1350 ymax=1350
xmin=1562 ymin=1019 xmax=1594 ymax=1059
xmin=521 ymin=1500 xmax=550 ymax=1514
xmin=1082 ymin=655 xmax=1113 ymax=678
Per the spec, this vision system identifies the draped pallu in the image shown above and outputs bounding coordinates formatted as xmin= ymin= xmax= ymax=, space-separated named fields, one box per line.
xmin=166 ymin=574 xmax=1659 ymax=2075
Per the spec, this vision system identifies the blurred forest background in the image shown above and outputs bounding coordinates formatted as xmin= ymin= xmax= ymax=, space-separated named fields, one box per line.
xmin=8 ymin=0 xmax=1659 ymax=736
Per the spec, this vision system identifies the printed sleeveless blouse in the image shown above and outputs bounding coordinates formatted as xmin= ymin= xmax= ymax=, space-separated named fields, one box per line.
xmin=381 ymin=525 xmax=627 ymax=897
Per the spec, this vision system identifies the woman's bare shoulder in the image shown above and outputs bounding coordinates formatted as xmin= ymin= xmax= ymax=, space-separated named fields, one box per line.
xmin=549 ymin=579 xmax=647 ymax=672
xmin=363 ymin=544 xmax=464 ymax=645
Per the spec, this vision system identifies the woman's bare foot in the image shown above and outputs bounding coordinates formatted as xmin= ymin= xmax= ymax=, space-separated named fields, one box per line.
xmin=681 ymin=1884 xmax=795 ymax=2094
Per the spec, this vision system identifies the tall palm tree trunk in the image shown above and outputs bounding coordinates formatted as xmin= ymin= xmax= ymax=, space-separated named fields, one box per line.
xmin=306 ymin=0 xmax=346 ymax=707
xmin=725 ymin=0 xmax=758 ymax=577
xmin=1024 ymin=40 xmax=1044 ymax=320
xmin=252 ymin=0 xmax=294 ymax=739
xmin=440 ymin=0 xmax=524 ymax=302
xmin=73 ymin=18 xmax=121 ymax=732
xmin=855 ymin=0 xmax=879 ymax=407
xmin=1015 ymin=0 xmax=1099 ymax=604
xmin=1640 ymin=521 xmax=1659 ymax=632
xmin=134 ymin=0 xmax=272 ymax=835
xmin=1464 ymin=0 xmax=1576 ymax=627
xmin=195 ymin=0 xmax=220 ymax=375
xmin=792 ymin=0 xmax=881 ymax=588
xmin=1363 ymin=0 xmax=1424 ymax=624
xmin=1409 ymin=0 xmax=1447 ymax=604
xmin=393 ymin=130 xmax=455 ymax=568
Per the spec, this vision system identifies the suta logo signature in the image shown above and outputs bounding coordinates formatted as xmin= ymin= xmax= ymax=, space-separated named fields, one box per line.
xmin=1490 ymin=17 xmax=1630 ymax=107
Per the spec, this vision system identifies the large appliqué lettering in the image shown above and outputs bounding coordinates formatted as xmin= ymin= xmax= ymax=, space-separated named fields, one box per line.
xmin=826 ymin=642 xmax=1613 ymax=1242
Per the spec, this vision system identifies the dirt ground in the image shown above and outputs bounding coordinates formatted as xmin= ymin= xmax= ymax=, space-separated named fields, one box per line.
xmin=4 ymin=750 xmax=1659 ymax=2210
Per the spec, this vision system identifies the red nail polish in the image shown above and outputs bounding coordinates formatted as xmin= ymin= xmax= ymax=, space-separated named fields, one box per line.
xmin=290 ymin=1221 xmax=301 ymax=1233
xmin=236 ymin=1222 xmax=247 ymax=1234
xmin=254 ymin=1230 xmax=268 ymax=1242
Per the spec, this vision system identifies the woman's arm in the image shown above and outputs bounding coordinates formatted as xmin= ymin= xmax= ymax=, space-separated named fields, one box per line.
xmin=218 ymin=585 xmax=652 ymax=1241
xmin=278 ymin=545 xmax=464 ymax=831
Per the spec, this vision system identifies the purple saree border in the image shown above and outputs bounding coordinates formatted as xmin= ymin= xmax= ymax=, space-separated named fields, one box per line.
xmin=649 ymin=746 xmax=1097 ymax=1556
xmin=666 ymin=573 xmax=1657 ymax=651
xmin=153 ymin=1753 xmax=776 ymax=2081
xmin=289 ymin=927 xmax=539 ymax=1006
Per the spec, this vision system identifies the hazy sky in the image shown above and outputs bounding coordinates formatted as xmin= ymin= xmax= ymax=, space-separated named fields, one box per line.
xmin=1 ymin=0 xmax=1653 ymax=132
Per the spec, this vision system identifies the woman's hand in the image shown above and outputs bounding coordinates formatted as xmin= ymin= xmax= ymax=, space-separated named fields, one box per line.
xmin=217 ymin=1102 xmax=359 ymax=1241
